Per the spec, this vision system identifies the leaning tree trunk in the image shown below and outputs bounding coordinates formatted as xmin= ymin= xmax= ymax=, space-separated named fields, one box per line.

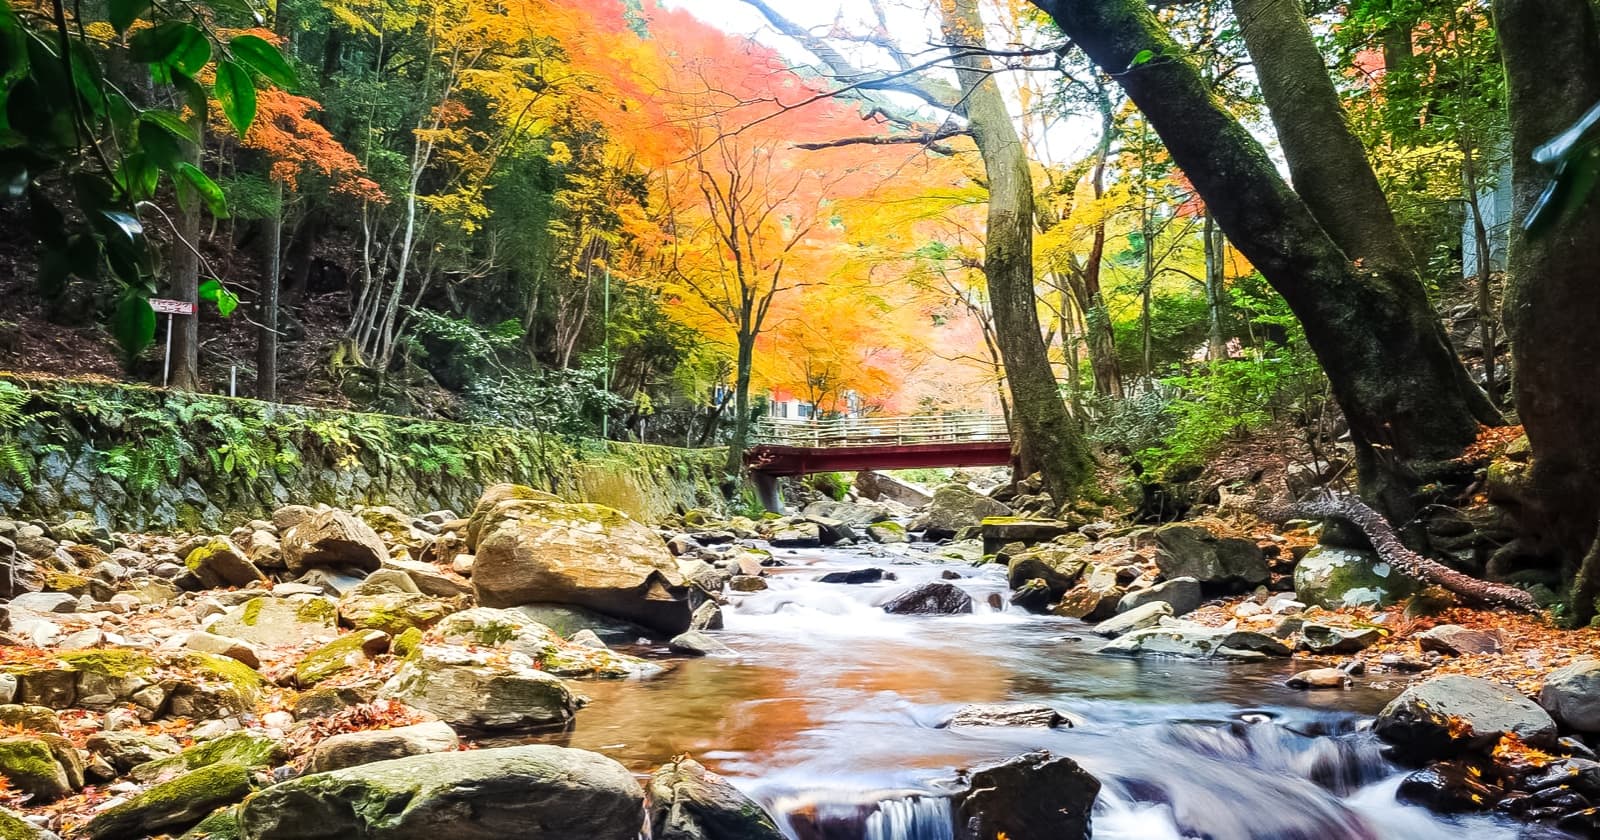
xmin=1493 ymin=0 xmax=1600 ymax=623
xmin=1232 ymin=0 xmax=1502 ymax=427
xmin=940 ymin=0 xmax=1093 ymax=505
xmin=1029 ymin=0 xmax=1489 ymax=519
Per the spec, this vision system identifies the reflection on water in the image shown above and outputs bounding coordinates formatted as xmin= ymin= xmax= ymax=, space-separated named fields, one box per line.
xmin=523 ymin=544 xmax=1569 ymax=840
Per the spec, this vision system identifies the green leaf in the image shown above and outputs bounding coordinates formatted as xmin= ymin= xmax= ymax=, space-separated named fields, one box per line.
xmin=129 ymin=21 xmax=209 ymax=76
xmin=175 ymin=162 xmax=228 ymax=218
xmin=111 ymin=292 xmax=157 ymax=361
xmin=213 ymin=60 xmax=256 ymax=136
xmin=228 ymin=33 xmax=296 ymax=90
xmin=199 ymin=278 xmax=239 ymax=316
xmin=68 ymin=39 xmax=106 ymax=117
xmin=0 ymin=0 xmax=29 ymax=87
xmin=138 ymin=109 xmax=196 ymax=142
xmin=1131 ymin=49 xmax=1155 ymax=67
xmin=114 ymin=152 xmax=160 ymax=200
xmin=108 ymin=0 xmax=151 ymax=36
xmin=137 ymin=118 xmax=184 ymax=171
xmin=169 ymin=25 xmax=211 ymax=76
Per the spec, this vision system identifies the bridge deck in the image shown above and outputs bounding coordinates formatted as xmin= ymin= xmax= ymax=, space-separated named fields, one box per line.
xmin=745 ymin=415 xmax=1011 ymax=476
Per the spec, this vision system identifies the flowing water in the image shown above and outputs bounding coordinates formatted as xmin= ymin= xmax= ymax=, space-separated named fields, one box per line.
xmin=528 ymin=544 xmax=1572 ymax=840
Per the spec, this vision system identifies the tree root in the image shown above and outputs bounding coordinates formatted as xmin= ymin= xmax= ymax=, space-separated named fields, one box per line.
xmin=1284 ymin=494 xmax=1542 ymax=613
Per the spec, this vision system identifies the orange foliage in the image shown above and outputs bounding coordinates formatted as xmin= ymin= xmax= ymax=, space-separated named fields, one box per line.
xmin=237 ymin=89 xmax=384 ymax=200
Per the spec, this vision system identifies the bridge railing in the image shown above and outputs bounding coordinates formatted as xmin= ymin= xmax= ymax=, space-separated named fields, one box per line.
xmin=751 ymin=414 xmax=1010 ymax=448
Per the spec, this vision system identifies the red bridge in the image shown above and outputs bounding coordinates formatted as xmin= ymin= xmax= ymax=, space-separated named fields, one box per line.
xmin=745 ymin=414 xmax=1012 ymax=509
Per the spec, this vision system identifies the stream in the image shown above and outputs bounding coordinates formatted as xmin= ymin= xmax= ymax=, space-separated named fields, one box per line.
xmin=528 ymin=543 xmax=1571 ymax=840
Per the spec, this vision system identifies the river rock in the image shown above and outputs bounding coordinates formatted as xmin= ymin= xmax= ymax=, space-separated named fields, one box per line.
xmin=0 ymin=807 xmax=57 ymax=839
xmin=1117 ymin=577 xmax=1202 ymax=617
xmin=379 ymin=644 xmax=579 ymax=730
xmin=1375 ymin=674 xmax=1557 ymax=762
xmin=338 ymin=591 xmax=454 ymax=634
xmin=669 ymin=631 xmax=733 ymax=656
xmin=183 ymin=631 xmax=263 ymax=669
xmin=295 ymin=630 xmax=390 ymax=687
xmin=952 ymin=750 xmax=1099 ymax=840
xmin=1297 ymin=623 xmax=1381 ymax=654
xmin=648 ymin=757 xmax=784 ymax=840
xmin=1293 ymin=544 xmax=1418 ymax=609
xmin=206 ymin=595 xmax=338 ymax=646
xmin=382 ymin=557 xmax=472 ymax=599
xmin=0 ymin=735 xmax=73 ymax=801
xmin=1099 ymin=623 xmax=1291 ymax=661
xmin=911 ymin=485 xmax=1012 ymax=541
xmin=1396 ymin=762 xmax=1501 ymax=813
xmin=881 ymin=582 xmax=973 ymax=615
xmin=282 ymin=509 xmax=387 ymax=574
xmin=941 ymin=703 xmax=1072 ymax=729
xmin=818 ymin=568 xmax=887 ymax=584
xmin=1005 ymin=543 xmax=1087 ymax=599
xmin=184 ymin=538 xmax=268 ymax=589
xmin=855 ymin=471 xmax=933 ymax=507
xmin=770 ymin=521 xmax=823 ymax=548
xmin=1286 ymin=668 xmax=1350 ymax=690
xmin=1050 ymin=565 xmax=1123 ymax=621
xmin=1093 ymin=601 xmax=1172 ymax=638
xmin=435 ymin=607 xmax=655 ymax=677
xmin=309 ymin=720 xmax=460 ymax=773
xmin=690 ymin=601 xmax=724 ymax=631
xmin=86 ymin=731 xmax=182 ymax=772
xmin=1541 ymin=659 xmax=1600 ymax=733
xmin=802 ymin=500 xmax=891 ymax=526
xmin=980 ymin=519 xmax=1080 ymax=556
xmin=471 ymin=496 xmax=693 ymax=634
xmin=130 ymin=731 xmax=286 ymax=782
xmin=86 ymin=762 xmax=255 ymax=840
xmin=1417 ymin=624 xmax=1502 ymax=656
xmin=865 ymin=521 xmax=908 ymax=544
xmin=236 ymin=746 xmax=644 ymax=840
xmin=1153 ymin=522 xmax=1267 ymax=592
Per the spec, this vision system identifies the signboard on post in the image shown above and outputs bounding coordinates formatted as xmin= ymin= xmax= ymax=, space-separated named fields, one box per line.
xmin=150 ymin=298 xmax=196 ymax=386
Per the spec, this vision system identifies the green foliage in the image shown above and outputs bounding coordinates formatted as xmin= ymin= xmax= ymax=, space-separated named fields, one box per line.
xmin=807 ymin=472 xmax=850 ymax=501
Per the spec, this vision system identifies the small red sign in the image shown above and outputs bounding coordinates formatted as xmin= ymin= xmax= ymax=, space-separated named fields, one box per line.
xmin=149 ymin=298 xmax=195 ymax=315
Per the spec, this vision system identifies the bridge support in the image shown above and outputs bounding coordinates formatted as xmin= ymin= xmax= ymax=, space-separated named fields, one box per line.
xmin=751 ymin=471 xmax=785 ymax=514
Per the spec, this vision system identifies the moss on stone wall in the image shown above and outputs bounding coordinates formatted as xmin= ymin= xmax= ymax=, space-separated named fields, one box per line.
xmin=0 ymin=374 xmax=724 ymax=531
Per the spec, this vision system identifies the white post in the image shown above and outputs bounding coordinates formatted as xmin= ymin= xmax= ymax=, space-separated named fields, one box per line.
xmin=229 ymin=366 xmax=237 ymax=397
xmin=161 ymin=312 xmax=173 ymax=387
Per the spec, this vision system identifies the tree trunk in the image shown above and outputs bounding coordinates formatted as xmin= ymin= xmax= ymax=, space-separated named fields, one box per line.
xmin=1204 ymin=213 xmax=1228 ymax=361
xmin=1493 ymin=0 xmax=1600 ymax=622
xmin=940 ymin=0 xmax=1092 ymax=506
xmin=258 ymin=179 xmax=284 ymax=401
xmin=724 ymin=331 xmax=756 ymax=480
xmin=168 ymin=119 xmax=205 ymax=391
xmin=1460 ymin=141 xmax=1496 ymax=404
xmin=1028 ymin=0 xmax=1491 ymax=518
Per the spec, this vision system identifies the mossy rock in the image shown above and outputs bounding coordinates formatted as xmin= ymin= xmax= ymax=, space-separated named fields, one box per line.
xmin=1294 ymin=545 xmax=1420 ymax=609
xmin=0 ymin=736 xmax=71 ymax=802
xmin=184 ymin=653 xmax=266 ymax=699
xmin=295 ymin=630 xmax=390 ymax=688
xmin=85 ymin=762 xmax=255 ymax=840
xmin=57 ymin=650 xmax=159 ymax=679
xmin=0 ymin=706 xmax=60 ymax=735
xmin=178 ymin=806 xmax=241 ymax=840
xmin=208 ymin=597 xmax=337 ymax=646
xmin=391 ymin=627 xmax=423 ymax=658
xmin=40 ymin=572 xmax=89 ymax=596
xmin=130 ymin=732 xmax=284 ymax=783
xmin=0 ymin=805 xmax=58 ymax=839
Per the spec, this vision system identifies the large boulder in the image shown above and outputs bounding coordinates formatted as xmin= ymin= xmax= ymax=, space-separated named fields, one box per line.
xmin=0 ymin=807 xmax=58 ymax=839
xmin=1540 ymin=659 xmax=1600 ymax=733
xmin=1050 ymin=565 xmax=1123 ymax=622
xmin=1093 ymin=601 xmax=1172 ymax=638
xmin=282 ymin=510 xmax=387 ymax=574
xmin=881 ymin=582 xmax=973 ymax=615
xmin=1293 ymin=544 xmax=1418 ymax=609
xmin=1005 ymin=543 xmax=1087 ymax=600
xmin=184 ymin=538 xmax=268 ymax=589
xmin=0 ymin=735 xmax=74 ymax=801
xmin=1375 ymin=674 xmax=1557 ymax=762
xmin=910 ymin=485 xmax=1012 ymax=541
xmin=86 ymin=763 xmax=255 ymax=840
xmin=801 ymin=500 xmax=890 ymax=526
xmin=1117 ymin=577 xmax=1202 ymax=617
xmin=309 ymin=721 xmax=460 ymax=773
xmin=952 ymin=751 xmax=1099 ymax=840
xmin=379 ymin=645 xmax=579 ymax=731
xmin=207 ymin=595 xmax=338 ymax=647
xmin=236 ymin=746 xmax=644 ymax=840
xmin=464 ymin=484 xmax=562 ymax=551
xmin=471 ymin=497 xmax=693 ymax=634
xmin=980 ymin=519 xmax=1079 ymax=556
xmin=854 ymin=471 xmax=932 ymax=507
xmin=1152 ymin=522 xmax=1267 ymax=592
xmin=435 ymin=607 xmax=655 ymax=677
xmin=648 ymin=757 xmax=784 ymax=840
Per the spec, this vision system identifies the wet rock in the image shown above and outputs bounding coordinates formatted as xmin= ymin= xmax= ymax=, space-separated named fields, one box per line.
xmin=865 ymin=522 xmax=908 ymax=544
xmin=941 ymin=704 xmax=1073 ymax=729
xmin=770 ymin=522 xmax=823 ymax=548
xmin=1117 ymin=577 xmax=1202 ymax=617
xmin=1293 ymin=545 xmax=1418 ymax=609
xmin=183 ymin=538 xmax=268 ymax=589
xmin=207 ymin=595 xmax=338 ymax=647
xmin=1098 ymin=622 xmax=1291 ymax=661
xmin=309 ymin=720 xmax=459 ymax=773
xmin=728 ymin=575 xmax=768 ymax=593
xmin=817 ymin=568 xmax=887 ymax=584
xmin=435 ymin=608 xmax=655 ymax=678
xmin=1005 ymin=543 xmax=1087 ymax=600
xmin=690 ymin=601 xmax=724 ymax=631
xmin=1540 ymin=659 xmax=1600 ymax=733
xmin=979 ymin=519 xmax=1078 ymax=555
xmin=802 ymin=500 xmax=891 ymax=526
xmin=1093 ymin=601 xmax=1172 ymax=638
xmin=882 ymin=582 xmax=973 ymax=615
xmin=471 ymin=495 xmax=693 ymax=634
xmin=1297 ymin=623 xmax=1381 ymax=654
xmin=338 ymin=591 xmax=453 ymax=635
xmin=1286 ymin=668 xmax=1350 ymax=690
xmin=802 ymin=516 xmax=857 ymax=545
xmin=1375 ymin=674 xmax=1557 ymax=762
xmin=1396 ymin=762 xmax=1500 ymax=812
xmin=648 ymin=756 xmax=784 ymax=840
xmin=669 ymin=631 xmax=733 ymax=656
xmin=1152 ymin=522 xmax=1267 ymax=592
xmin=911 ymin=485 xmax=1012 ymax=541
xmin=952 ymin=750 xmax=1099 ymax=840
xmin=85 ymin=762 xmax=256 ymax=840
xmin=379 ymin=644 xmax=579 ymax=731
xmin=1418 ymin=624 xmax=1502 ymax=656
xmin=236 ymin=746 xmax=644 ymax=840
xmin=282 ymin=509 xmax=387 ymax=575
xmin=1050 ymin=566 xmax=1123 ymax=621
